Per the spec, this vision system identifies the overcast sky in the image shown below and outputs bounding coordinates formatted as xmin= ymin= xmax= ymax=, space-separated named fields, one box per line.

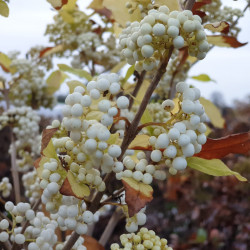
xmin=0 ymin=0 xmax=249 ymax=105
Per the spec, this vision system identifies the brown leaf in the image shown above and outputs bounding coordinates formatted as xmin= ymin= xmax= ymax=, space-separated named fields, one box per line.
xmin=41 ymin=128 xmax=58 ymax=154
xmin=83 ymin=235 xmax=105 ymax=250
xmin=192 ymin=0 xmax=212 ymax=11
xmin=34 ymin=157 xmax=41 ymax=169
xmin=39 ymin=45 xmax=64 ymax=58
xmin=122 ymin=177 xmax=153 ymax=217
xmin=207 ymin=35 xmax=247 ymax=48
xmin=193 ymin=10 xmax=206 ymax=18
xmin=54 ymin=0 xmax=68 ymax=10
xmin=204 ymin=21 xmax=230 ymax=34
xmin=195 ymin=132 xmax=250 ymax=159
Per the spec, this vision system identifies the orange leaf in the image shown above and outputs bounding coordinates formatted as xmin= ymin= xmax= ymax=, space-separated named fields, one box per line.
xmin=204 ymin=21 xmax=230 ymax=34
xmin=41 ymin=128 xmax=58 ymax=154
xmin=122 ymin=177 xmax=153 ymax=217
xmin=207 ymin=35 xmax=247 ymax=48
xmin=83 ymin=235 xmax=105 ymax=250
xmin=195 ymin=132 xmax=250 ymax=159
xmin=39 ymin=45 xmax=64 ymax=58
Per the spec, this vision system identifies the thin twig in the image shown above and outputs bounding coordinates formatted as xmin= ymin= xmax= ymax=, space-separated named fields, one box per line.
xmin=99 ymin=209 xmax=124 ymax=246
xmin=100 ymin=187 xmax=125 ymax=205
xmin=185 ymin=0 xmax=196 ymax=11
xmin=128 ymin=70 xmax=146 ymax=110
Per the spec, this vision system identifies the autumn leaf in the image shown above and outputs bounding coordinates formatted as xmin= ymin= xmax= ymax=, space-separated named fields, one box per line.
xmin=122 ymin=177 xmax=153 ymax=217
xmin=192 ymin=0 xmax=212 ymax=11
xmin=0 ymin=52 xmax=16 ymax=74
xmin=191 ymin=74 xmax=215 ymax=82
xmin=0 ymin=0 xmax=9 ymax=17
xmin=187 ymin=157 xmax=247 ymax=182
xmin=67 ymin=80 xmax=86 ymax=94
xmin=128 ymin=135 xmax=151 ymax=150
xmin=199 ymin=97 xmax=225 ymax=129
xmin=39 ymin=45 xmax=65 ymax=58
xmin=204 ymin=21 xmax=230 ymax=34
xmin=41 ymin=128 xmax=58 ymax=153
xmin=46 ymin=70 xmax=68 ymax=95
xmin=58 ymin=64 xmax=92 ymax=81
xmin=207 ymin=35 xmax=247 ymax=48
xmin=47 ymin=0 xmax=68 ymax=10
xmin=60 ymin=171 xmax=90 ymax=199
xmin=83 ymin=235 xmax=105 ymax=250
xmin=195 ymin=132 xmax=250 ymax=159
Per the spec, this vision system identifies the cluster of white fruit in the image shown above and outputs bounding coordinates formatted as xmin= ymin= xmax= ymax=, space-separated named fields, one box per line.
xmin=22 ymin=170 xmax=41 ymax=203
xmin=0 ymin=107 xmax=41 ymax=172
xmin=111 ymin=227 xmax=172 ymax=250
xmin=9 ymin=58 xmax=55 ymax=108
xmin=56 ymin=234 xmax=86 ymax=250
xmin=119 ymin=6 xmax=209 ymax=72
xmin=125 ymin=0 xmax=153 ymax=18
xmin=125 ymin=208 xmax=147 ymax=233
xmin=115 ymin=151 xmax=166 ymax=185
xmin=0 ymin=177 xmax=12 ymax=198
xmin=149 ymin=82 xmax=207 ymax=174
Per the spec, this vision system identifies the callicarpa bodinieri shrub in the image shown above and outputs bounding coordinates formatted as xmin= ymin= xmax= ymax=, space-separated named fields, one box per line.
xmin=0 ymin=0 xmax=249 ymax=249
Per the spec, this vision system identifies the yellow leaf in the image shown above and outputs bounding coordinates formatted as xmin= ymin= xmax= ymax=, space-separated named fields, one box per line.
xmin=40 ymin=44 xmax=65 ymax=58
xmin=137 ymin=80 xmax=150 ymax=103
xmin=129 ymin=134 xmax=150 ymax=149
xmin=46 ymin=70 xmax=68 ymax=95
xmin=37 ymin=157 xmax=49 ymax=178
xmin=106 ymin=133 xmax=119 ymax=145
xmin=141 ymin=109 xmax=153 ymax=124
xmin=113 ymin=22 xmax=123 ymax=37
xmin=111 ymin=61 xmax=126 ymax=73
xmin=61 ymin=0 xmax=77 ymax=11
xmin=0 ymin=0 xmax=9 ymax=17
xmin=199 ymin=97 xmax=225 ymax=128
xmin=187 ymin=157 xmax=247 ymax=182
xmin=60 ymin=10 xmax=74 ymax=23
xmin=191 ymin=74 xmax=215 ymax=82
xmin=88 ymin=0 xmax=104 ymax=10
xmin=60 ymin=171 xmax=90 ymax=198
xmin=58 ymin=64 xmax=92 ymax=81
xmin=67 ymin=80 xmax=86 ymax=94
xmin=86 ymin=111 xmax=103 ymax=120
xmin=103 ymin=0 xmax=141 ymax=26
xmin=207 ymin=35 xmax=247 ymax=48
xmin=172 ymin=97 xmax=180 ymax=114
xmin=43 ymin=140 xmax=58 ymax=159
xmin=0 ymin=52 xmax=16 ymax=74
xmin=155 ymin=0 xmax=181 ymax=11
xmin=204 ymin=21 xmax=230 ymax=33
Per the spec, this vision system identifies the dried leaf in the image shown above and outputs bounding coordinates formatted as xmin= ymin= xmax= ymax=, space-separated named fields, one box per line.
xmin=46 ymin=70 xmax=68 ymax=95
xmin=60 ymin=171 xmax=90 ymax=199
xmin=41 ymin=128 xmax=58 ymax=153
xmin=83 ymin=235 xmax=105 ymax=250
xmin=122 ymin=177 xmax=153 ymax=217
xmin=0 ymin=0 xmax=9 ymax=17
xmin=195 ymin=132 xmax=250 ymax=159
xmin=207 ymin=35 xmax=247 ymax=48
xmin=204 ymin=21 xmax=230 ymax=34
xmin=191 ymin=74 xmax=215 ymax=82
xmin=58 ymin=64 xmax=92 ymax=81
xmin=39 ymin=45 xmax=65 ymax=58
xmin=199 ymin=97 xmax=225 ymax=128
xmin=187 ymin=157 xmax=247 ymax=182
xmin=192 ymin=0 xmax=212 ymax=11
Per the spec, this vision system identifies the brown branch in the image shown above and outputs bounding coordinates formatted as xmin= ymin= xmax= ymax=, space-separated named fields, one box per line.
xmin=185 ymin=0 xmax=196 ymax=10
xmin=128 ymin=70 xmax=146 ymax=110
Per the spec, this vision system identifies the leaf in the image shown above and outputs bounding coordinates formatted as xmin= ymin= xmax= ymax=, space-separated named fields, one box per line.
xmin=155 ymin=0 xmax=181 ymax=11
xmin=86 ymin=111 xmax=103 ymax=121
xmin=0 ymin=52 xmax=16 ymax=73
xmin=187 ymin=157 xmax=247 ymax=182
xmin=106 ymin=133 xmax=120 ymax=145
xmin=43 ymin=140 xmax=58 ymax=159
xmin=191 ymin=74 xmax=215 ymax=82
xmin=83 ymin=235 xmax=105 ymax=250
xmin=128 ymin=135 xmax=150 ymax=150
xmin=58 ymin=64 xmax=92 ymax=81
xmin=67 ymin=80 xmax=86 ymax=94
xmin=199 ymin=97 xmax=225 ymax=128
xmin=136 ymin=80 xmax=150 ymax=103
xmin=47 ymin=0 xmax=68 ymax=10
xmin=0 ymin=0 xmax=9 ymax=17
xmin=207 ymin=35 xmax=247 ymax=48
xmin=41 ymin=128 xmax=58 ymax=153
xmin=36 ymin=157 xmax=49 ymax=178
xmin=39 ymin=45 xmax=64 ymax=58
xmin=204 ymin=21 xmax=230 ymax=34
xmin=103 ymin=0 xmax=141 ymax=26
xmin=141 ymin=109 xmax=153 ymax=124
xmin=46 ymin=70 xmax=68 ymax=95
xmin=60 ymin=171 xmax=90 ymax=199
xmin=192 ymin=0 xmax=212 ymax=11
xmin=111 ymin=61 xmax=126 ymax=73
xmin=122 ymin=177 xmax=153 ymax=217
xmin=195 ymin=132 xmax=250 ymax=159
xmin=123 ymin=65 xmax=135 ymax=83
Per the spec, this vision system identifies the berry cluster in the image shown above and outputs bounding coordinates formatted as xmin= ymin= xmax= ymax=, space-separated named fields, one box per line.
xmin=119 ymin=6 xmax=209 ymax=72
xmin=148 ymin=82 xmax=207 ymax=174
xmin=115 ymin=152 xmax=166 ymax=185
xmin=125 ymin=208 xmax=147 ymax=233
xmin=126 ymin=0 xmax=153 ymax=18
xmin=0 ymin=107 xmax=41 ymax=172
xmin=0 ymin=177 xmax=12 ymax=198
xmin=56 ymin=234 xmax=86 ymax=250
xmin=111 ymin=227 xmax=172 ymax=250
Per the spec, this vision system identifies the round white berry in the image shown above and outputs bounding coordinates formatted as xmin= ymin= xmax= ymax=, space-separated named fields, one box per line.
xmin=117 ymin=96 xmax=129 ymax=109
xmin=108 ymin=145 xmax=122 ymax=158
xmin=163 ymin=145 xmax=177 ymax=158
xmin=141 ymin=45 xmax=154 ymax=58
xmin=172 ymin=157 xmax=187 ymax=170
xmin=83 ymin=211 xmax=94 ymax=224
xmin=151 ymin=150 xmax=162 ymax=162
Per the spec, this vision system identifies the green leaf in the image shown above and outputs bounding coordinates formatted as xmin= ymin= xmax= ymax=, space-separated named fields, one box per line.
xmin=187 ymin=157 xmax=247 ymax=182
xmin=199 ymin=97 xmax=225 ymax=128
xmin=191 ymin=74 xmax=215 ymax=82
xmin=46 ymin=70 xmax=68 ymax=94
xmin=111 ymin=61 xmax=126 ymax=73
xmin=67 ymin=80 xmax=86 ymax=94
xmin=58 ymin=64 xmax=92 ymax=81
xmin=123 ymin=65 xmax=135 ymax=83
xmin=141 ymin=109 xmax=153 ymax=124
xmin=0 ymin=0 xmax=9 ymax=17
